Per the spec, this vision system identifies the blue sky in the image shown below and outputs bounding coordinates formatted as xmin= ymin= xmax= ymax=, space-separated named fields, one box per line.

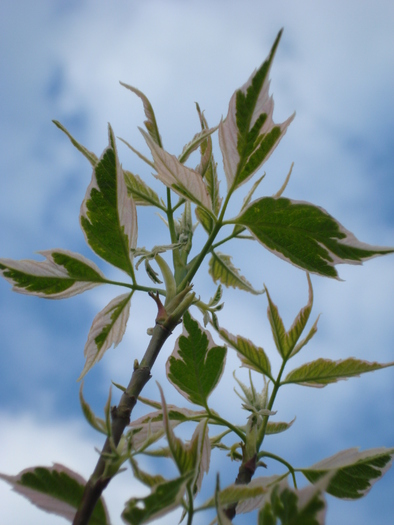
xmin=0 ymin=1 xmax=394 ymax=523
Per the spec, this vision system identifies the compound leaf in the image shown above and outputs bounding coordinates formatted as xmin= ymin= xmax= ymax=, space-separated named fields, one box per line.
xmin=209 ymin=251 xmax=263 ymax=295
xmin=123 ymin=170 xmax=164 ymax=208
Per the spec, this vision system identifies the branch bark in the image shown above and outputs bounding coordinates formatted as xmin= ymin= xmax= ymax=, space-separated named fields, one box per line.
xmin=72 ymin=319 xmax=176 ymax=525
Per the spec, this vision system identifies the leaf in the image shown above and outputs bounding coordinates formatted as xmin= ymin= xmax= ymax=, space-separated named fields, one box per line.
xmin=232 ymin=174 xmax=265 ymax=237
xmin=141 ymin=129 xmax=212 ymax=211
xmin=178 ymin=126 xmax=219 ymax=164
xmin=266 ymin=274 xmax=316 ymax=359
xmin=80 ymin=124 xmax=138 ymax=277
xmin=234 ymin=197 xmax=394 ymax=278
xmin=258 ymin=478 xmax=328 ymax=525
xmin=129 ymin=458 xmax=166 ymax=489
xmin=195 ymin=206 xmax=216 ymax=233
xmin=120 ymin=83 xmax=163 ymax=147
xmin=122 ymin=473 xmax=191 ymax=525
xmin=0 ymin=464 xmax=110 ymax=524
xmin=266 ymin=418 xmax=295 ymax=435
xmin=301 ymin=447 xmax=394 ymax=499
xmin=219 ymin=30 xmax=294 ymax=192
xmin=78 ymin=292 xmax=132 ymax=380
xmin=123 ymin=170 xmax=164 ymax=208
xmin=282 ymin=358 xmax=394 ymax=388
xmin=218 ymin=327 xmax=272 ymax=379
xmin=53 ymin=120 xmax=98 ymax=167
xmin=209 ymin=251 xmax=263 ymax=295
xmin=166 ymin=310 xmax=227 ymax=406
xmin=0 ymin=249 xmax=106 ymax=299
xmin=79 ymin=383 xmax=107 ymax=434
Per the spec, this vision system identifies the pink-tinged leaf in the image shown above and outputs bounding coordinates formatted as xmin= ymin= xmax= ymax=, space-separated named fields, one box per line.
xmin=78 ymin=292 xmax=132 ymax=380
xmin=120 ymin=82 xmax=163 ymax=147
xmin=179 ymin=125 xmax=219 ymax=164
xmin=301 ymin=447 xmax=394 ymax=499
xmin=0 ymin=464 xmax=110 ymax=524
xmin=80 ymin=124 xmax=138 ymax=277
xmin=0 ymin=249 xmax=106 ymax=299
xmin=141 ymin=129 xmax=213 ymax=211
xmin=282 ymin=358 xmax=394 ymax=388
xmin=219 ymin=30 xmax=294 ymax=192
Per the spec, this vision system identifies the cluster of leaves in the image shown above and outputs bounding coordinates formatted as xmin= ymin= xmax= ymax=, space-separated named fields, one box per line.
xmin=1 ymin=30 xmax=393 ymax=524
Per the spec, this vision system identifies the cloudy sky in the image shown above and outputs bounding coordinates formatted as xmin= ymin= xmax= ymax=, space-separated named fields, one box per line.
xmin=1 ymin=1 xmax=394 ymax=523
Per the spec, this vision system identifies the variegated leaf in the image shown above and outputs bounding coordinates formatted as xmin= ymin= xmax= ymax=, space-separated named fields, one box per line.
xmin=219 ymin=30 xmax=294 ymax=192
xmin=218 ymin=326 xmax=272 ymax=379
xmin=234 ymin=197 xmax=394 ymax=278
xmin=178 ymin=126 xmax=219 ymax=164
xmin=141 ymin=129 xmax=212 ymax=211
xmin=0 ymin=464 xmax=110 ymax=524
xmin=266 ymin=418 xmax=296 ymax=435
xmin=301 ymin=447 xmax=394 ymax=499
xmin=120 ymin=82 xmax=163 ymax=147
xmin=282 ymin=358 xmax=394 ymax=388
xmin=123 ymin=170 xmax=164 ymax=208
xmin=80 ymin=125 xmax=138 ymax=277
xmin=0 ymin=249 xmax=106 ymax=299
xmin=78 ymin=292 xmax=132 ymax=380
xmin=209 ymin=251 xmax=263 ymax=295
xmin=53 ymin=120 xmax=98 ymax=167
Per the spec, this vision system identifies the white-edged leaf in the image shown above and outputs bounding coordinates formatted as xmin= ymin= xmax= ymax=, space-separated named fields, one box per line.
xmin=0 ymin=249 xmax=106 ymax=299
xmin=266 ymin=418 xmax=296 ymax=435
xmin=53 ymin=120 xmax=98 ymax=167
xmin=166 ymin=311 xmax=227 ymax=406
xmin=120 ymin=82 xmax=163 ymax=147
xmin=80 ymin=124 xmax=138 ymax=277
xmin=122 ymin=472 xmax=191 ymax=525
xmin=219 ymin=30 xmax=294 ymax=192
xmin=282 ymin=358 xmax=394 ymax=388
xmin=78 ymin=292 xmax=132 ymax=380
xmin=209 ymin=251 xmax=263 ymax=295
xmin=141 ymin=129 xmax=212 ymax=211
xmin=235 ymin=197 xmax=394 ymax=278
xmin=218 ymin=326 xmax=272 ymax=379
xmin=178 ymin=125 xmax=219 ymax=164
xmin=0 ymin=463 xmax=110 ymax=524
xmin=123 ymin=170 xmax=164 ymax=208
xmin=301 ymin=447 xmax=394 ymax=499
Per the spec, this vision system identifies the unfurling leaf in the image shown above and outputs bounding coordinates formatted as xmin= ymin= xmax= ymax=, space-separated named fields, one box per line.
xmin=120 ymin=83 xmax=163 ymax=147
xmin=301 ymin=447 xmax=394 ymax=499
xmin=122 ymin=473 xmax=192 ymax=525
xmin=266 ymin=274 xmax=317 ymax=359
xmin=166 ymin=311 xmax=226 ymax=406
xmin=0 ymin=249 xmax=106 ymax=299
xmin=80 ymin=124 xmax=138 ymax=277
xmin=53 ymin=120 xmax=98 ymax=167
xmin=141 ymin=129 xmax=213 ymax=211
xmin=123 ymin=170 xmax=164 ymax=208
xmin=266 ymin=418 xmax=296 ymax=435
xmin=218 ymin=327 xmax=272 ymax=380
xmin=78 ymin=292 xmax=133 ymax=380
xmin=282 ymin=358 xmax=394 ymax=388
xmin=234 ymin=197 xmax=394 ymax=278
xmin=0 ymin=464 xmax=110 ymax=525
xmin=219 ymin=29 xmax=294 ymax=192
xmin=209 ymin=251 xmax=263 ymax=295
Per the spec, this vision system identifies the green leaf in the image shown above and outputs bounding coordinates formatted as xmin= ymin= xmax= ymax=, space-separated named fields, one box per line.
xmin=218 ymin=326 xmax=272 ymax=379
xmin=258 ymin=479 xmax=327 ymax=525
xmin=79 ymin=383 xmax=107 ymax=434
xmin=80 ymin=124 xmax=138 ymax=277
xmin=53 ymin=120 xmax=98 ymax=167
xmin=232 ymin=174 xmax=265 ymax=237
xmin=124 ymin=170 xmax=164 ymax=208
xmin=301 ymin=447 xmax=394 ymax=499
xmin=166 ymin=311 xmax=227 ymax=406
xmin=129 ymin=458 xmax=166 ymax=488
xmin=282 ymin=358 xmax=394 ymax=388
xmin=196 ymin=206 xmax=216 ymax=233
xmin=178 ymin=125 xmax=219 ymax=164
xmin=219 ymin=30 xmax=294 ymax=192
xmin=122 ymin=473 xmax=191 ymax=525
xmin=141 ymin=129 xmax=213 ymax=211
xmin=266 ymin=418 xmax=295 ymax=435
xmin=0 ymin=464 xmax=110 ymax=524
xmin=234 ymin=197 xmax=394 ymax=278
xmin=209 ymin=251 xmax=263 ymax=295
xmin=120 ymin=83 xmax=163 ymax=147
xmin=78 ymin=292 xmax=133 ymax=380
xmin=266 ymin=274 xmax=316 ymax=359
xmin=0 ymin=249 xmax=106 ymax=299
